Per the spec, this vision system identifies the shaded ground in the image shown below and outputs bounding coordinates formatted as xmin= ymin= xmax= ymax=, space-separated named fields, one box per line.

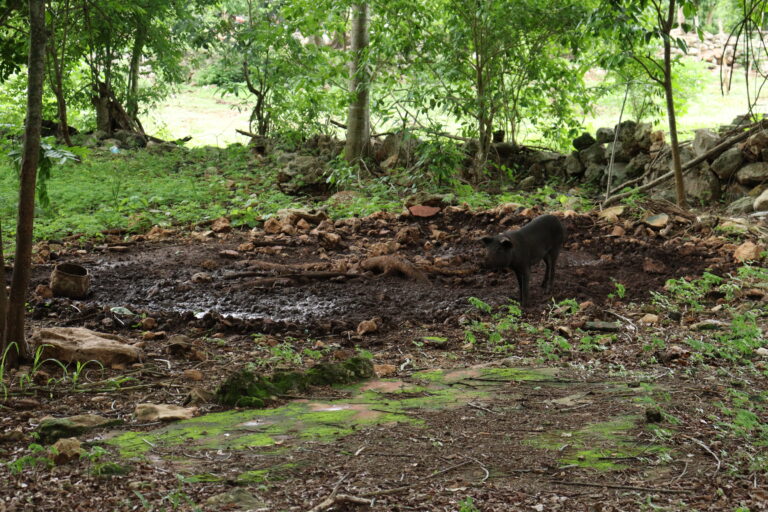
xmin=29 ymin=208 xmax=732 ymax=336
xmin=2 ymin=206 xmax=766 ymax=511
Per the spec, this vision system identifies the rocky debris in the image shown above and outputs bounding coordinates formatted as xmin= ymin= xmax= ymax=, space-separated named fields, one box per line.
xmin=754 ymin=189 xmax=768 ymax=211
xmin=356 ymin=318 xmax=380 ymax=335
xmin=711 ymin=147 xmax=744 ymax=180
xmin=563 ymin=118 xmax=768 ymax=208
xmin=31 ymin=327 xmax=143 ymax=367
xmin=134 ymin=403 xmax=199 ymax=422
xmin=211 ymin=216 xmax=232 ymax=233
xmin=51 ymin=438 xmax=83 ymax=465
xmin=37 ymin=414 xmax=122 ymax=443
xmin=276 ymin=154 xmax=328 ymax=195
xmin=573 ymin=132 xmax=596 ymax=151
xmin=735 ymin=162 xmax=768 ymax=186
xmin=734 ymin=241 xmax=763 ymax=262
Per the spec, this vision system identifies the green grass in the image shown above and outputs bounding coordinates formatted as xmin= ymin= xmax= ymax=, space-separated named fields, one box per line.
xmin=583 ymin=58 xmax=756 ymax=141
xmin=0 ymin=144 xmax=304 ymax=249
xmin=142 ymin=58 xmax=758 ymax=152
xmin=140 ymin=85 xmax=253 ymax=147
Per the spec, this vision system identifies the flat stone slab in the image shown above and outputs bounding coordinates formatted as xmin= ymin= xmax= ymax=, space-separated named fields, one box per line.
xmin=31 ymin=327 xmax=143 ymax=367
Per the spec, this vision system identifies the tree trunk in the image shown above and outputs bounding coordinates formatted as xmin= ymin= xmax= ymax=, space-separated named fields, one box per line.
xmin=0 ymin=220 xmax=8 ymax=360
xmin=46 ymin=0 xmax=72 ymax=146
xmin=126 ymin=18 xmax=147 ymax=120
xmin=344 ymin=2 xmax=370 ymax=164
xmin=5 ymin=0 xmax=46 ymax=365
xmin=663 ymin=0 xmax=687 ymax=208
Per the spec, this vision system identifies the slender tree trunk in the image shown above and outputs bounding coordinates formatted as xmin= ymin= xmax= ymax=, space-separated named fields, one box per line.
xmin=47 ymin=0 xmax=72 ymax=146
xmin=5 ymin=0 xmax=46 ymax=364
xmin=663 ymin=0 xmax=687 ymax=208
xmin=0 ymin=220 xmax=8 ymax=360
xmin=126 ymin=19 xmax=147 ymax=120
xmin=344 ymin=2 xmax=370 ymax=164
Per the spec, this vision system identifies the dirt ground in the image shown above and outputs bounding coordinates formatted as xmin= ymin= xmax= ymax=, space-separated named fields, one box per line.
xmin=1 ymin=204 xmax=766 ymax=511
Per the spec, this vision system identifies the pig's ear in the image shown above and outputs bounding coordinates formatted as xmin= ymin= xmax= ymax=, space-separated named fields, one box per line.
xmin=500 ymin=238 xmax=513 ymax=248
xmin=480 ymin=236 xmax=494 ymax=246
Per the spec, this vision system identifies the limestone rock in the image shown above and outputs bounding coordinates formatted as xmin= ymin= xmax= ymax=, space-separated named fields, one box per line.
xmin=37 ymin=414 xmax=121 ymax=443
xmin=711 ymin=147 xmax=744 ymax=180
xmin=726 ymin=197 xmax=755 ymax=215
xmin=573 ymin=132 xmax=596 ymax=151
xmin=580 ymin=142 xmax=606 ymax=166
xmin=692 ymin=129 xmax=719 ymax=157
xmin=595 ymin=127 xmax=614 ymax=144
xmin=736 ymin=162 xmax=768 ymax=186
xmin=683 ymin=167 xmax=720 ymax=205
xmin=753 ymin=188 xmax=768 ymax=212
xmin=31 ymin=327 xmax=143 ymax=366
xmin=135 ymin=403 xmax=199 ymax=422
xmin=564 ymin=152 xmax=584 ymax=176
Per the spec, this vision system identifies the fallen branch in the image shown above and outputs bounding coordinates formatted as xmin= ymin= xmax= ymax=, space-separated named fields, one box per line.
xmin=360 ymin=255 xmax=429 ymax=283
xmin=551 ymin=480 xmax=691 ymax=494
xmin=684 ymin=435 xmax=722 ymax=475
xmin=236 ymin=128 xmax=259 ymax=138
xmin=604 ymin=119 xmax=768 ymax=206
xmin=227 ymin=271 xmax=356 ymax=281
xmin=307 ymin=474 xmax=371 ymax=512
xmin=361 ymin=460 xmax=473 ymax=498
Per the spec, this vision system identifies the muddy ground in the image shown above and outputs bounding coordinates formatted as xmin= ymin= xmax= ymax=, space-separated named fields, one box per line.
xmin=1 ymin=204 xmax=766 ymax=511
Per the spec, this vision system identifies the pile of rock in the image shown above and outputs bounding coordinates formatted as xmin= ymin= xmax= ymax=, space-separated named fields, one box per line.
xmin=565 ymin=118 xmax=768 ymax=214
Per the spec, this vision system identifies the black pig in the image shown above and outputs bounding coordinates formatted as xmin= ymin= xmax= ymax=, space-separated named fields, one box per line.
xmin=481 ymin=214 xmax=566 ymax=306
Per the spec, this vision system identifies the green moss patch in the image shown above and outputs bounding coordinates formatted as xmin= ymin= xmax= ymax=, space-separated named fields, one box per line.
xmin=216 ymin=357 xmax=375 ymax=407
xmin=527 ymin=416 xmax=667 ymax=471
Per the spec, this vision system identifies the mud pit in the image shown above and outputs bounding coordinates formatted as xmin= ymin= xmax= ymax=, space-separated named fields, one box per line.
xmin=32 ymin=209 xmax=734 ymax=336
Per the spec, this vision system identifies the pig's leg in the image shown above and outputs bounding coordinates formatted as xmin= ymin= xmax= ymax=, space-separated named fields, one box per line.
xmin=516 ymin=269 xmax=529 ymax=306
xmin=543 ymin=249 xmax=560 ymax=292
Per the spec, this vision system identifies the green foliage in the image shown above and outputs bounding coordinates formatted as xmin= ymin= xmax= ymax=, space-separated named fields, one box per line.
xmin=464 ymin=298 xmax=525 ymax=351
xmin=210 ymin=0 xmax=346 ymax=138
xmin=608 ymin=279 xmax=626 ymax=300
xmin=656 ymin=272 xmax=724 ymax=312
xmin=6 ymin=444 xmax=53 ymax=475
xmin=7 ymin=140 xmax=81 ymax=209
xmin=413 ymin=0 xmax=592 ymax=151
xmin=536 ymin=331 xmax=573 ymax=361
xmin=458 ymin=497 xmax=480 ymax=512
xmin=686 ymin=312 xmax=764 ymax=363
xmin=714 ymin=388 xmax=768 ymax=473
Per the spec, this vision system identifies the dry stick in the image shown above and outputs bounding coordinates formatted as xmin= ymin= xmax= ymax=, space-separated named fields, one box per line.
xmin=361 ymin=460 xmax=473 ymax=498
xmin=604 ymin=119 xmax=768 ymax=206
xmin=550 ymin=480 xmax=690 ymax=494
xmin=605 ymin=82 xmax=631 ymax=203
xmin=684 ymin=436 xmax=722 ymax=475
xmin=307 ymin=474 xmax=372 ymax=512
xmin=468 ymin=402 xmax=500 ymax=415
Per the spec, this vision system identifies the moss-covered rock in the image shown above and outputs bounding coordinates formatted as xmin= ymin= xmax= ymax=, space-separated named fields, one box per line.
xmin=37 ymin=414 xmax=123 ymax=444
xmin=216 ymin=357 xmax=375 ymax=407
